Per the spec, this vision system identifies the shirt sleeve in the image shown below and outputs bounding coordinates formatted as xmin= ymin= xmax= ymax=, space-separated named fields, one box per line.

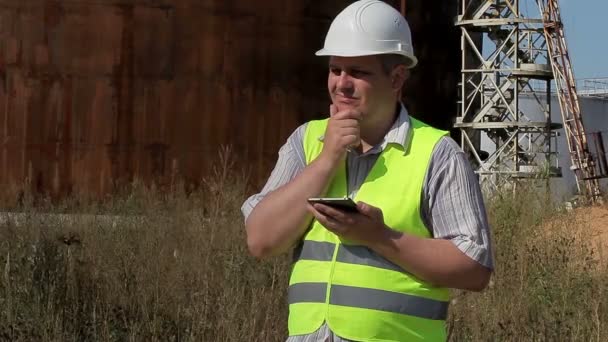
xmin=240 ymin=123 xmax=308 ymax=221
xmin=421 ymin=137 xmax=494 ymax=269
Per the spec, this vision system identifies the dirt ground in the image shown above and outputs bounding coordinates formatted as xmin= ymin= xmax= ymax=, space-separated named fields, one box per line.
xmin=571 ymin=205 xmax=608 ymax=259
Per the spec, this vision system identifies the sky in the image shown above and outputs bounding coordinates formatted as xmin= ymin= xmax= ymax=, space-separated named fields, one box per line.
xmin=480 ymin=0 xmax=607 ymax=80
xmin=560 ymin=0 xmax=608 ymax=79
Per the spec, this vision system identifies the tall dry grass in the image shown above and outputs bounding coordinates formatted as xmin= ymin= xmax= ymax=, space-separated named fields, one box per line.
xmin=0 ymin=153 xmax=289 ymax=342
xmin=0 ymin=159 xmax=606 ymax=341
xmin=448 ymin=186 xmax=608 ymax=341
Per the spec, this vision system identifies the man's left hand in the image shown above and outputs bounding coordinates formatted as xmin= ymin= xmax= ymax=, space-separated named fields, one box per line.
xmin=307 ymin=201 xmax=389 ymax=246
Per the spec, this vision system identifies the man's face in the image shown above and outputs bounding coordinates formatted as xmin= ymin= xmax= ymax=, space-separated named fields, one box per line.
xmin=327 ymin=55 xmax=396 ymax=120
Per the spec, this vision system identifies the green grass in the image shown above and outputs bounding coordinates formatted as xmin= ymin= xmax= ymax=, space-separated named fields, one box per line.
xmin=0 ymin=169 xmax=606 ymax=341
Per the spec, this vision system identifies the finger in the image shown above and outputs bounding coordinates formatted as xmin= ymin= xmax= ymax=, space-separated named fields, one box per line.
xmin=341 ymin=135 xmax=361 ymax=149
xmin=308 ymin=204 xmax=342 ymax=231
xmin=356 ymin=201 xmax=383 ymax=220
xmin=337 ymin=119 xmax=361 ymax=129
xmin=333 ymin=109 xmax=362 ymax=121
xmin=330 ymin=104 xmax=338 ymax=117
xmin=307 ymin=203 xmax=325 ymax=222
xmin=356 ymin=202 xmax=372 ymax=215
xmin=307 ymin=203 xmax=321 ymax=216
xmin=314 ymin=203 xmax=356 ymax=225
xmin=339 ymin=127 xmax=360 ymax=137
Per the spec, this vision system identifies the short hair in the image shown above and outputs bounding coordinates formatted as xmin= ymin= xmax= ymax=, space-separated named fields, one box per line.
xmin=377 ymin=54 xmax=411 ymax=75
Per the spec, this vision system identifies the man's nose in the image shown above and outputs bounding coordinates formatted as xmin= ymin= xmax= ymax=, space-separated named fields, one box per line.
xmin=336 ymin=71 xmax=354 ymax=91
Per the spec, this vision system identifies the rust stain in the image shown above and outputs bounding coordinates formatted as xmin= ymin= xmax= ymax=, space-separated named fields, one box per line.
xmin=61 ymin=75 xmax=73 ymax=195
xmin=44 ymin=0 xmax=63 ymax=29
xmin=0 ymin=0 xmax=460 ymax=198
xmin=108 ymin=4 xmax=135 ymax=188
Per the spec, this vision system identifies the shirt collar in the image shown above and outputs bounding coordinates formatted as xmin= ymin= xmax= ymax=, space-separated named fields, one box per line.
xmin=318 ymin=103 xmax=412 ymax=154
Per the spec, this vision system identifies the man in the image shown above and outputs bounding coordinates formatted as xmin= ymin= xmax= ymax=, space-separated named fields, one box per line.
xmin=241 ymin=1 xmax=493 ymax=341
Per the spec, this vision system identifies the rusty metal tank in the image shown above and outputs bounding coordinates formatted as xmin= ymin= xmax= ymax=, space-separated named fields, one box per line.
xmin=0 ymin=0 xmax=459 ymax=197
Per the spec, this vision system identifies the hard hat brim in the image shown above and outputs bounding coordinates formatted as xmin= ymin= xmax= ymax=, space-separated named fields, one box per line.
xmin=315 ymin=48 xmax=418 ymax=68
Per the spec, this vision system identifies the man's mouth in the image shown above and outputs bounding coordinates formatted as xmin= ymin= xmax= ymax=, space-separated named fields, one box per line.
xmin=335 ymin=94 xmax=359 ymax=104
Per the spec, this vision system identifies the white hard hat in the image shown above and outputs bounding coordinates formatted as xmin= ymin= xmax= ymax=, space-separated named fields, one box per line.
xmin=316 ymin=0 xmax=417 ymax=68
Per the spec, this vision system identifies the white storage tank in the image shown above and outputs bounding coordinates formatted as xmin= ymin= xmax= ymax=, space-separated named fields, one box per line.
xmin=480 ymin=78 xmax=608 ymax=200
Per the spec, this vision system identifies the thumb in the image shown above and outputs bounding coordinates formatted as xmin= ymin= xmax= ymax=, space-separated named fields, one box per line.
xmin=330 ymin=104 xmax=338 ymax=117
xmin=357 ymin=202 xmax=383 ymax=219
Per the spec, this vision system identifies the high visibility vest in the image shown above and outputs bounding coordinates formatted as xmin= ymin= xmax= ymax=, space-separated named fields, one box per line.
xmin=288 ymin=117 xmax=450 ymax=342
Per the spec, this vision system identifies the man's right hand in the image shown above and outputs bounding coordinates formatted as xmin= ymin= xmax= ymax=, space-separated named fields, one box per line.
xmin=246 ymin=105 xmax=361 ymax=258
xmin=320 ymin=104 xmax=361 ymax=165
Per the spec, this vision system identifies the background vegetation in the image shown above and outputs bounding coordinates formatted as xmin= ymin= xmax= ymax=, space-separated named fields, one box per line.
xmin=1 ymin=159 xmax=606 ymax=341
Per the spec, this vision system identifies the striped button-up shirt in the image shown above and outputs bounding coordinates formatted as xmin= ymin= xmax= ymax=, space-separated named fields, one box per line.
xmin=241 ymin=105 xmax=493 ymax=342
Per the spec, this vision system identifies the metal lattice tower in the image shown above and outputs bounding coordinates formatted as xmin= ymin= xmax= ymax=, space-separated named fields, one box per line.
xmin=455 ymin=0 xmax=562 ymax=192
xmin=538 ymin=0 xmax=603 ymax=203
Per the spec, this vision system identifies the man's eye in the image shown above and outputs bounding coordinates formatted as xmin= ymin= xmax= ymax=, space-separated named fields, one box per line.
xmin=351 ymin=70 xmax=368 ymax=77
xmin=330 ymin=68 xmax=341 ymax=75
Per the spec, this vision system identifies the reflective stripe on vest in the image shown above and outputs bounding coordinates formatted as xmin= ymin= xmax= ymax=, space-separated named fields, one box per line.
xmin=294 ymin=240 xmax=403 ymax=272
xmin=288 ymin=283 xmax=449 ymax=321
xmin=291 ymin=240 xmax=449 ymax=321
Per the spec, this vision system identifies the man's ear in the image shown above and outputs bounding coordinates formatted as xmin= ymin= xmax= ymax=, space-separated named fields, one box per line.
xmin=391 ymin=65 xmax=409 ymax=91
